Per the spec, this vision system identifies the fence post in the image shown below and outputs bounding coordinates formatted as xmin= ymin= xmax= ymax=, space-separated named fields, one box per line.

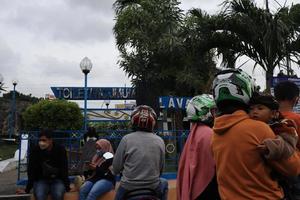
xmin=17 ymin=132 xmax=21 ymax=181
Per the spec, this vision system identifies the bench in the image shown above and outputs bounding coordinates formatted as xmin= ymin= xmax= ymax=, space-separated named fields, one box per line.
xmin=29 ymin=191 xmax=115 ymax=200
xmin=25 ymin=180 xmax=177 ymax=200
xmin=0 ymin=194 xmax=31 ymax=200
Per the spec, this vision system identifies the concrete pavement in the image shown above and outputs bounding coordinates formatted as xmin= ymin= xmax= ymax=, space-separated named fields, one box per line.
xmin=0 ymin=169 xmax=18 ymax=195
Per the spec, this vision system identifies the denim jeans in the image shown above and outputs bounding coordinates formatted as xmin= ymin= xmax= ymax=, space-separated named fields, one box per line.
xmin=33 ymin=179 xmax=65 ymax=200
xmin=79 ymin=179 xmax=114 ymax=200
xmin=114 ymin=178 xmax=168 ymax=200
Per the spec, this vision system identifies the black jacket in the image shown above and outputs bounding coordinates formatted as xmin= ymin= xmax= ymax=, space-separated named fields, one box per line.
xmin=88 ymin=158 xmax=115 ymax=185
xmin=25 ymin=143 xmax=70 ymax=193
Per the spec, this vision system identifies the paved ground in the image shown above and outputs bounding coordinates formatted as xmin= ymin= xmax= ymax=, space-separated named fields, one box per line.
xmin=0 ymin=169 xmax=18 ymax=195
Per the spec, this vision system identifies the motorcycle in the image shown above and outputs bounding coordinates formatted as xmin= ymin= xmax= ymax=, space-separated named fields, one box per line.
xmin=123 ymin=188 xmax=160 ymax=200
xmin=102 ymin=152 xmax=161 ymax=200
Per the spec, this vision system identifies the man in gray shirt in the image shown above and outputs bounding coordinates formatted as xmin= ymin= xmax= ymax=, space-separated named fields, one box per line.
xmin=113 ymin=105 xmax=168 ymax=200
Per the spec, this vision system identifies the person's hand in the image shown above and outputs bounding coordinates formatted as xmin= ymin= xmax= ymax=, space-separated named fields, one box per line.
xmin=257 ymin=144 xmax=269 ymax=155
xmin=70 ymin=187 xmax=78 ymax=192
xmin=69 ymin=185 xmax=78 ymax=192
xmin=84 ymin=161 xmax=90 ymax=166
xmin=16 ymin=188 xmax=26 ymax=194
xmin=88 ymin=163 xmax=96 ymax=170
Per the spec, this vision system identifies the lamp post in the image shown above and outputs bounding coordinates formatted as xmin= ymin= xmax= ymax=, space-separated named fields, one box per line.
xmin=80 ymin=57 xmax=92 ymax=132
xmin=9 ymin=80 xmax=18 ymax=138
xmin=104 ymin=99 xmax=110 ymax=109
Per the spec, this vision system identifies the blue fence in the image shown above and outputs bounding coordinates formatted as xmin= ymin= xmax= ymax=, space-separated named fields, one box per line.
xmin=17 ymin=129 xmax=189 ymax=183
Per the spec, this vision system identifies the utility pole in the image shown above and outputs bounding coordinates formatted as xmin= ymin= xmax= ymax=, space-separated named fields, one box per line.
xmin=265 ymin=0 xmax=269 ymax=12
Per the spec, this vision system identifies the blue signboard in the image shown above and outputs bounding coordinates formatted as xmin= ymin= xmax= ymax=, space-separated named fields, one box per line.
xmin=51 ymin=87 xmax=135 ymax=100
xmin=272 ymin=77 xmax=300 ymax=87
xmin=159 ymin=96 xmax=192 ymax=109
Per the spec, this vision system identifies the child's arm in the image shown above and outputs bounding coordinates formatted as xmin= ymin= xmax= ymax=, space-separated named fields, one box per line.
xmin=261 ymin=121 xmax=300 ymax=177
xmin=260 ymin=120 xmax=298 ymax=160
xmin=260 ymin=135 xmax=296 ymax=160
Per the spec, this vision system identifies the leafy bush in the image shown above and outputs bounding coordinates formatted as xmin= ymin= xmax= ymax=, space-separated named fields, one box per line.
xmin=23 ymin=100 xmax=83 ymax=130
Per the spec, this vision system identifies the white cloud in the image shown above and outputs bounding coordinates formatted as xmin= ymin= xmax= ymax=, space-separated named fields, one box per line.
xmin=2 ymin=0 xmax=113 ymax=43
xmin=0 ymin=39 xmax=21 ymax=74
xmin=0 ymin=0 xmax=299 ymax=97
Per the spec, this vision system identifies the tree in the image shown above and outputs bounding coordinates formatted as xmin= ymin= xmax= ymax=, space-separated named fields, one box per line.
xmin=22 ymin=100 xmax=83 ymax=130
xmin=113 ymin=0 xmax=217 ymax=109
xmin=0 ymin=84 xmax=5 ymax=93
xmin=113 ymin=0 xmax=182 ymax=109
xmin=191 ymin=0 xmax=300 ymax=91
xmin=0 ymin=82 xmax=6 ymax=94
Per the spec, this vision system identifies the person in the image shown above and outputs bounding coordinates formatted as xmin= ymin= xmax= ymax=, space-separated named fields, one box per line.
xmin=249 ymin=94 xmax=298 ymax=160
xmin=80 ymin=127 xmax=98 ymax=178
xmin=177 ymin=94 xmax=220 ymax=200
xmin=211 ymin=69 xmax=300 ymax=200
xmin=277 ymin=70 xmax=286 ymax=77
xmin=79 ymin=139 xmax=115 ymax=200
xmin=249 ymin=94 xmax=300 ymax=200
xmin=83 ymin=127 xmax=98 ymax=143
xmin=113 ymin=105 xmax=168 ymax=200
xmin=16 ymin=129 xmax=70 ymax=200
xmin=275 ymin=81 xmax=300 ymax=148
xmin=275 ymin=81 xmax=300 ymax=199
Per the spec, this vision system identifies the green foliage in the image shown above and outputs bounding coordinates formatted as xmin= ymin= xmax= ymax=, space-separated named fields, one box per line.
xmin=3 ymin=91 xmax=40 ymax=103
xmin=0 ymin=83 xmax=5 ymax=93
xmin=0 ymin=143 xmax=18 ymax=160
xmin=113 ymin=0 xmax=218 ymax=109
xmin=89 ymin=121 xmax=131 ymax=130
xmin=22 ymin=100 xmax=83 ymax=130
xmin=189 ymin=0 xmax=300 ymax=91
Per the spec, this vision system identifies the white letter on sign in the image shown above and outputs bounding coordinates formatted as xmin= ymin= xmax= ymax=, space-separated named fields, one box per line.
xmin=168 ymin=98 xmax=175 ymax=108
xmin=176 ymin=98 xmax=184 ymax=109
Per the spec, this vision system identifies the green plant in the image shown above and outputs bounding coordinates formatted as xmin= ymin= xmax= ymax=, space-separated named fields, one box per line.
xmin=22 ymin=99 xmax=83 ymax=130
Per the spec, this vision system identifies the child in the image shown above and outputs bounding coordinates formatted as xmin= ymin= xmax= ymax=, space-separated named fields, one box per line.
xmin=249 ymin=94 xmax=298 ymax=160
xmin=211 ymin=69 xmax=300 ymax=200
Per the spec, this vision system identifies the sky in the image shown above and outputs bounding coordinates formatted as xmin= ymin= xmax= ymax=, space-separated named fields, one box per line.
xmin=0 ymin=0 xmax=299 ymax=100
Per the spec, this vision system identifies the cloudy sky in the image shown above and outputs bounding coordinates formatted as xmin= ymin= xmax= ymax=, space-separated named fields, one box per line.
xmin=0 ymin=0 xmax=299 ymax=98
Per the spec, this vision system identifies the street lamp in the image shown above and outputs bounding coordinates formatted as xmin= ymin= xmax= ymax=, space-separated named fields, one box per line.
xmin=9 ymin=79 xmax=18 ymax=138
xmin=104 ymin=99 xmax=110 ymax=109
xmin=80 ymin=57 xmax=92 ymax=132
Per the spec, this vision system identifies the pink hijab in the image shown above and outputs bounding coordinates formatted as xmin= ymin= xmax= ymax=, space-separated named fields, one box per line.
xmin=91 ymin=139 xmax=114 ymax=167
xmin=177 ymin=123 xmax=216 ymax=200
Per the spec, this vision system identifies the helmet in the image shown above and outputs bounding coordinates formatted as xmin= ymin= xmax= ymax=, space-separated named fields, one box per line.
xmin=131 ymin=105 xmax=157 ymax=131
xmin=186 ymin=94 xmax=216 ymax=122
xmin=212 ymin=69 xmax=255 ymax=106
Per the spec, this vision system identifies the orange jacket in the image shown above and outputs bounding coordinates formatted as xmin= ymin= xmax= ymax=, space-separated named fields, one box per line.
xmin=212 ymin=110 xmax=300 ymax=200
xmin=281 ymin=111 xmax=300 ymax=148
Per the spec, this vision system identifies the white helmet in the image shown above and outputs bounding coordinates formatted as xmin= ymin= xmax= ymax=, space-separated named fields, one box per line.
xmin=186 ymin=94 xmax=215 ymax=122
xmin=212 ymin=69 xmax=255 ymax=106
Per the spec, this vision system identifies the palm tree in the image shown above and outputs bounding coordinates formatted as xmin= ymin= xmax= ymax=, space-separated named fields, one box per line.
xmin=191 ymin=0 xmax=300 ymax=91
xmin=0 ymin=75 xmax=5 ymax=93
xmin=0 ymin=84 xmax=5 ymax=93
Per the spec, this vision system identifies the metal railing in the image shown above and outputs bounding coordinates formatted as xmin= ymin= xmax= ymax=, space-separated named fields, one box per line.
xmin=17 ymin=129 xmax=189 ymax=183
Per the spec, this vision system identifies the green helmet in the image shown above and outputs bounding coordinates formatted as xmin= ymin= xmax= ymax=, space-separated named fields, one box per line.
xmin=212 ymin=69 xmax=255 ymax=106
xmin=186 ymin=94 xmax=216 ymax=122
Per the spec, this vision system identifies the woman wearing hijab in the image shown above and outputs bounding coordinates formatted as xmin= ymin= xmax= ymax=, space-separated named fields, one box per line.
xmin=177 ymin=95 xmax=220 ymax=200
xmin=79 ymin=139 xmax=115 ymax=200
